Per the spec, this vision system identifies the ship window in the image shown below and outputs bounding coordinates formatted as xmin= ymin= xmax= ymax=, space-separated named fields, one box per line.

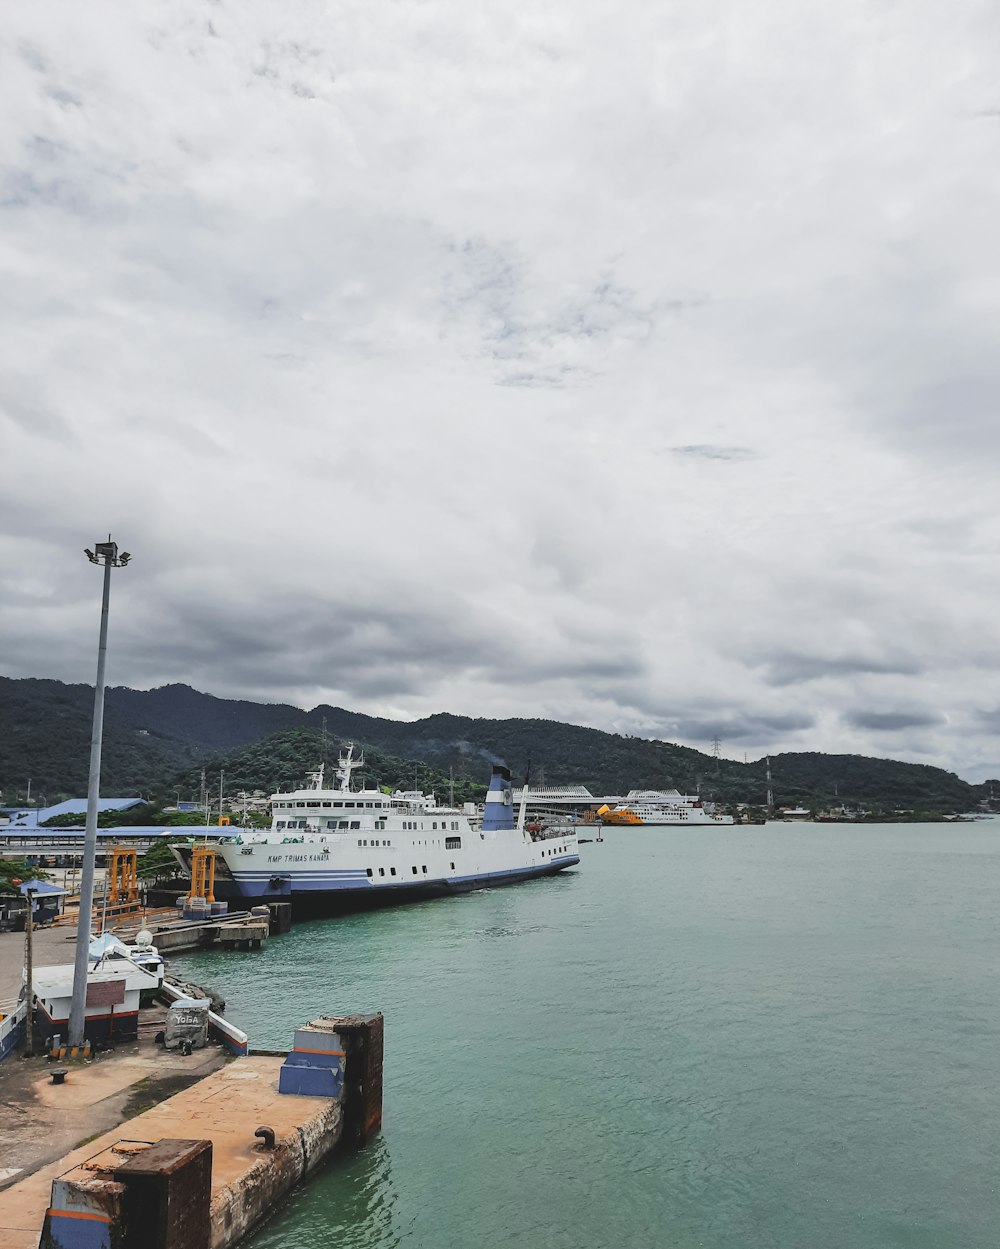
xmin=276 ymin=821 xmax=286 ymax=830
xmin=345 ymin=802 xmax=355 ymax=808
xmin=339 ymin=821 xmax=348 ymax=829
xmin=446 ymin=837 xmax=461 ymax=850
xmin=350 ymin=821 xmax=360 ymax=829
xmin=379 ymin=868 xmax=385 ymax=876
xmin=432 ymin=822 xmax=438 ymax=830
xmin=366 ymin=868 xmax=373 ymax=878
xmin=422 ymin=865 xmax=427 ymax=874
xmin=333 ymin=802 xmax=342 ymax=808
xmin=363 ymin=840 xmax=367 ymax=846
xmin=358 ymin=840 xmax=362 ymax=847
xmin=412 ymin=866 xmax=418 ymax=875
xmin=322 ymin=802 xmax=331 ymax=808
xmin=391 ymin=867 xmax=396 ymax=876
xmin=296 ymin=802 xmax=305 ymax=808
xmin=366 ymin=802 xmax=374 ymax=808
xmin=326 ymin=821 xmax=337 ymax=829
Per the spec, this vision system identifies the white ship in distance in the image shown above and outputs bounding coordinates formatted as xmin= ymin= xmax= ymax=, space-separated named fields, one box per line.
xmin=598 ymin=790 xmax=734 ymax=826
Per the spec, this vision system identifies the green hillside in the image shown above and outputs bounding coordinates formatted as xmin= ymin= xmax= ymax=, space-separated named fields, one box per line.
xmin=158 ymin=727 xmax=488 ymax=809
xmin=0 ymin=676 xmax=995 ymax=816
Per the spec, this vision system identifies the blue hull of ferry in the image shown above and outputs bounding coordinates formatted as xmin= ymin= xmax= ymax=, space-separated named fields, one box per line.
xmin=212 ymin=855 xmax=580 ymax=913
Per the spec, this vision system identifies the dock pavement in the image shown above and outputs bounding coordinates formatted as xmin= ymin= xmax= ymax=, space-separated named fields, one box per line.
xmin=0 ymin=920 xmax=229 ymax=1194
xmin=0 ymin=924 xmax=79 ymax=1016
xmin=0 ymin=1057 xmax=345 ymax=1249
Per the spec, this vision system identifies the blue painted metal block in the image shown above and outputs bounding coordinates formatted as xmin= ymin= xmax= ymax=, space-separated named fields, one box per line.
xmin=278 ymin=1062 xmax=345 ymax=1098
xmin=278 ymin=1020 xmax=349 ymax=1097
xmin=283 ymin=1048 xmax=344 ymax=1070
xmin=40 ymin=1174 xmax=121 ymax=1249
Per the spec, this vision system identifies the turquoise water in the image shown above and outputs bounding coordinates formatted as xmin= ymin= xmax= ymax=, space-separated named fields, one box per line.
xmin=173 ymin=823 xmax=1000 ymax=1248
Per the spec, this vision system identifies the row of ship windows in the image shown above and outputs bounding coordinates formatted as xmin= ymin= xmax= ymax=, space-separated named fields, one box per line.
xmin=365 ymin=863 xmax=458 ymax=879
xmin=277 ymin=820 xmax=365 ymax=831
xmin=277 ymin=818 xmax=461 ymax=832
xmin=352 ymin=837 xmax=463 ymax=850
xmin=275 ymin=801 xmax=389 ymax=809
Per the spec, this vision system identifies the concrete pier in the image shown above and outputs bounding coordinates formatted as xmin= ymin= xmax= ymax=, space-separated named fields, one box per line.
xmin=114 ymin=912 xmax=270 ymax=956
xmin=0 ymin=1015 xmax=384 ymax=1249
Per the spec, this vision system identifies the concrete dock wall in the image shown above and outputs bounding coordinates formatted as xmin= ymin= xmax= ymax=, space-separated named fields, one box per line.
xmin=210 ymin=1096 xmax=343 ymax=1248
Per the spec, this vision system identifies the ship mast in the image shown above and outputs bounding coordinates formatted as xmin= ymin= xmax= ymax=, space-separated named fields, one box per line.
xmin=336 ymin=743 xmax=364 ymax=794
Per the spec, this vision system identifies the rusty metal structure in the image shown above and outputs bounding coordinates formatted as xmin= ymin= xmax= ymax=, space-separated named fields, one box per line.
xmin=39 ymin=1138 xmax=212 ymax=1249
xmin=332 ymin=1013 xmax=384 ymax=1147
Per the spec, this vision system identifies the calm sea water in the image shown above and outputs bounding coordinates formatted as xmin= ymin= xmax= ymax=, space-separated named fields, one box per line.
xmin=173 ymin=822 xmax=1000 ymax=1249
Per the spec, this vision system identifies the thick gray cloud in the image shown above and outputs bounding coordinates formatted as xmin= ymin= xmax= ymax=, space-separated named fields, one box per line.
xmin=755 ymin=651 xmax=925 ymax=688
xmin=2 ymin=0 xmax=1000 ymax=782
xmin=845 ymin=711 xmax=945 ymax=733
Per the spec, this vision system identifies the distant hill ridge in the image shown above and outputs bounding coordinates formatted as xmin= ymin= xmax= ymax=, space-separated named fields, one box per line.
xmin=0 ymin=675 xmax=994 ymax=815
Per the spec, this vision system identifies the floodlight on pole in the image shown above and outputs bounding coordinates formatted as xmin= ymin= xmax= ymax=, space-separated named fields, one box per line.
xmin=68 ymin=537 xmax=131 ymax=1048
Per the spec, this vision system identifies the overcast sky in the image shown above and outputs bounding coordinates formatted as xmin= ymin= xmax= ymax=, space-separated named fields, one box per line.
xmin=2 ymin=1 xmax=999 ymax=781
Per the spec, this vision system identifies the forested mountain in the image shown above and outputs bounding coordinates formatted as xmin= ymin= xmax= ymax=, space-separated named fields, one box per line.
xmin=0 ymin=675 xmax=995 ymax=815
xmin=165 ymin=728 xmax=488 ymax=809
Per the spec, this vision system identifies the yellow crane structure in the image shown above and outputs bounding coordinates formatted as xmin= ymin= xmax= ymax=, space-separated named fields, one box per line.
xmin=188 ymin=844 xmax=217 ymax=904
xmin=106 ymin=845 xmax=139 ymax=905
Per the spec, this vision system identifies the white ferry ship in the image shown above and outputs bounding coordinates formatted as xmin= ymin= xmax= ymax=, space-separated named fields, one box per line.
xmin=598 ymin=790 xmax=734 ymax=827
xmin=171 ymin=746 xmax=579 ymax=910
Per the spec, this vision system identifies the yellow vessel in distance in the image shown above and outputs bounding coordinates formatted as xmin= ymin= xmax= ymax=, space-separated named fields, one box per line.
xmin=596 ymin=804 xmax=643 ymax=825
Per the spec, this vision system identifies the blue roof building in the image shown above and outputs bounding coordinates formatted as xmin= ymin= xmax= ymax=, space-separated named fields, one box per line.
xmin=18 ymin=879 xmax=68 ymax=897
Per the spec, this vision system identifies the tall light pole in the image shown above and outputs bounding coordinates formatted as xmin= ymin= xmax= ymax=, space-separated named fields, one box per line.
xmin=68 ymin=539 xmax=131 ymax=1048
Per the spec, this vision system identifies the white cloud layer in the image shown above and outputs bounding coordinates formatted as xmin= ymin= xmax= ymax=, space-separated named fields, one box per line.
xmin=3 ymin=0 xmax=1000 ymax=780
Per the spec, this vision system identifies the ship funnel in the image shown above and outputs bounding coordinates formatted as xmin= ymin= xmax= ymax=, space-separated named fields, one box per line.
xmin=482 ymin=764 xmax=515 ymax=831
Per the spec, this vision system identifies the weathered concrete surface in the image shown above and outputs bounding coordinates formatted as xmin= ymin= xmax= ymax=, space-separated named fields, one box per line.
xmin=0 ymin=1057 xmax=343 ymax=1249
xmin=0 ymin=1020 xmax=226 ymax=1196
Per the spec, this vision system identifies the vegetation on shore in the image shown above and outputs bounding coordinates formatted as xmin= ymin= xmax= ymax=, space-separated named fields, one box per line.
xmin=0 ymin=858 xmax=50 ymax=891
xmin=1 ymin=677 xmax=995 ymax=818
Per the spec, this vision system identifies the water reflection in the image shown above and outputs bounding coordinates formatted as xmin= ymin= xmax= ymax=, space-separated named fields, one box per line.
xmin=248 ymin=1136 xmax=399 ymax=1249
